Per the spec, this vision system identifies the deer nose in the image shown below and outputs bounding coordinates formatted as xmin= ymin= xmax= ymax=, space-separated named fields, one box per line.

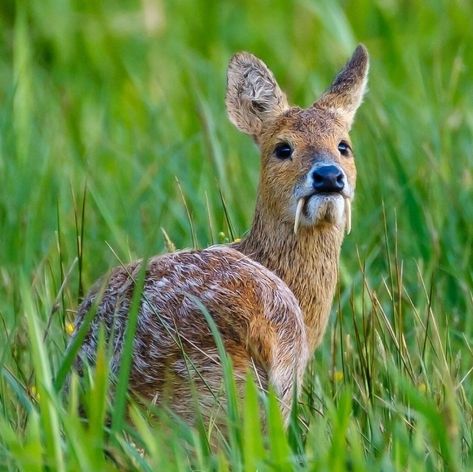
xmin=312 ymin=165 xmax=345 ymax=193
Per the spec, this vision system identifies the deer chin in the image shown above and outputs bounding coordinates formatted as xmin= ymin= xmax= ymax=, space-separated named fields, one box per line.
xmin=294 ymin=193 xmax=349 ymax=234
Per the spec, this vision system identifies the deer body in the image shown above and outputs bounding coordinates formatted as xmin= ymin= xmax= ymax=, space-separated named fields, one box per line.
xmin=75 ymin=246 xmax=307 ymax=422
xmin=72 ymin=46 xmax=369 ymax=424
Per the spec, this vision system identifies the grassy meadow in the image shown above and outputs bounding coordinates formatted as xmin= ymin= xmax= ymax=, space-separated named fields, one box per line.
xmin=1 ymin=0 xmax=473 ymax=470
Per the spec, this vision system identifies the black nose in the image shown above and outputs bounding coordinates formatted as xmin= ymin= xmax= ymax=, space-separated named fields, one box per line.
xmin=312 ymin=165 xmax=345 ymax=193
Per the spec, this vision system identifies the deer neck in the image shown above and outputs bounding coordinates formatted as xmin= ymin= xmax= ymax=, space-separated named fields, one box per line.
xmin=233 ymin=198 xmax=344 ymax=352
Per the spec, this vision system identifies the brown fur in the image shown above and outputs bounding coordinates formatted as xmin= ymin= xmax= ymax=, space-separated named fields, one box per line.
xmin=70 ymin=45 xmax=369 ymax=425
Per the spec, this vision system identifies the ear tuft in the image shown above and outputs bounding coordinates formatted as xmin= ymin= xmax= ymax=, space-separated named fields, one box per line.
xmin=315 ymin=44 xmax=369 ymax=128
xmin=226 ymin=52 xmax=288 ymax=138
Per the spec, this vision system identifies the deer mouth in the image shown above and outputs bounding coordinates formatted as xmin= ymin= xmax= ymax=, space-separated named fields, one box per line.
xmin=294 ymin=193 xmax=351 ymax=235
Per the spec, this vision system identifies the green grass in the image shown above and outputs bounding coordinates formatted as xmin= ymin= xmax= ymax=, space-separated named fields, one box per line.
xmin=1 ymin=0 xmax=472 ymax=470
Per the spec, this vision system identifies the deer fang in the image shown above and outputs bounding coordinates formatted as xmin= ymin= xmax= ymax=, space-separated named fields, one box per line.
xmin=294 ymin=198 xmax=305 ymax=235
xmin=344 ymin=197 xmax=351 ymax=235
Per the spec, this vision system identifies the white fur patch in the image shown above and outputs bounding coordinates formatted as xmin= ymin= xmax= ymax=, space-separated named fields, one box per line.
xmin=305 ymin=193 xmax=345 ymax=226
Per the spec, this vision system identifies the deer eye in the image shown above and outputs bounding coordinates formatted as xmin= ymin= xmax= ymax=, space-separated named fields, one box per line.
xmin=274 ymin=143 xmax=293 ymax=160
xmin=338 ymin=141 xmax=351 ymax=157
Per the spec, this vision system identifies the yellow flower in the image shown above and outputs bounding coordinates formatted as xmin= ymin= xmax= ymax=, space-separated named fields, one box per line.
xmin=29 ymin=385 xmax=40 ymax=401
xmin=65 ymin=321 xmax=75 ymax=336
xmin=333 ymin=370 xmax=344 ymax=382
xmin=233 ymin=238 xmax=241 ymax=243
xmin=417 ymin=383 xmax=427 ymax=393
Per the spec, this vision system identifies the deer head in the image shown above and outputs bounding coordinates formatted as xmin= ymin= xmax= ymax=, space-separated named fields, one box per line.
xmin=226 ymin=45 xmax=369 ymax=236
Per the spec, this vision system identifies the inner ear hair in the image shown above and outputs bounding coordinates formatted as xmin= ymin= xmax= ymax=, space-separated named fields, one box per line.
xmin=251 ymin=100 xmax=267 ymax=113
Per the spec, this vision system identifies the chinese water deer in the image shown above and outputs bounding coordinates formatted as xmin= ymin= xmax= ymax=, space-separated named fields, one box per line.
xmin=71 ymin=45 xmax=369 ymax=425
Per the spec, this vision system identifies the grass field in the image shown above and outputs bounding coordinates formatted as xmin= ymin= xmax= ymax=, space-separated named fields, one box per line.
xmin=1 ymin=0 xmax=472 ymax=470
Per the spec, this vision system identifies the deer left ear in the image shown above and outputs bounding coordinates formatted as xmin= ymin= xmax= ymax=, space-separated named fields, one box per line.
xmin=315 ymin=45 xmax=369 ymax=129
xmin=226 ymin=52 xmax=289 ymax=140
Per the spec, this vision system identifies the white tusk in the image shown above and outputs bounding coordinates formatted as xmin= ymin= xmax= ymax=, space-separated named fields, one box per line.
xmin=344 ymin=197 xmax=352 ymax=235
xmin=294 ymin=198 xmax=304 ymax=235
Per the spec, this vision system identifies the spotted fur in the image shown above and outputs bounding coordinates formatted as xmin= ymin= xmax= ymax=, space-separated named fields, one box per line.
xmin=74 ymin=247 xmax=307 ymax=424
xmin=71 ymin=45 xmax=369 ymax=426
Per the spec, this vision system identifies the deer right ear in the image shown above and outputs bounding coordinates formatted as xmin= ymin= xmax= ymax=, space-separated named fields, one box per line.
xmin=226 ymin=52 xmax=289 ymax=140
xmin=315 ymin=45 xmax=369 ymax=129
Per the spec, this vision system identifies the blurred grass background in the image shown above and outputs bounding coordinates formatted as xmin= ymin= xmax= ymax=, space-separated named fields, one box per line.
xmin=0 ymin=0 xmax=472 ymax=470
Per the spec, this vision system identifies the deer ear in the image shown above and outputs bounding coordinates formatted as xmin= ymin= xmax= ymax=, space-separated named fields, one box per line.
xmin=315 ymin=45 xmax=369 ymax=129
xmin=226 ymin=52 xmax=289 ymax=139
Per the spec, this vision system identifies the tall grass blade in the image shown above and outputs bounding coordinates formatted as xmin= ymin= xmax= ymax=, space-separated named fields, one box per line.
xmin=22 ymin=278 xmax=65 ymax=471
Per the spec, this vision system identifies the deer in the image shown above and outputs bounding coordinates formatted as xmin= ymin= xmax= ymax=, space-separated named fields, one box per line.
xmin=70 ymin=45 xmax=369 ymax=427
